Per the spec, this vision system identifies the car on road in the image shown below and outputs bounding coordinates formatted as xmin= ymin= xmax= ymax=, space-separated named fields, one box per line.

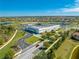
xmin=36 ymin=44 xmax=39 ymax=47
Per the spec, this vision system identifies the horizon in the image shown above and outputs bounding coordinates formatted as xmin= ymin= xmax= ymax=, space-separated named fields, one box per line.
xmin=0 ymin=15 xmax=79 ymax=18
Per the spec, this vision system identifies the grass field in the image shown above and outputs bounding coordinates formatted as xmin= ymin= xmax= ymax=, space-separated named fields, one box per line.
xmin=0 ymin=30 xmax=25 ymax=59
xmin=71 ymin=46 xmax=79 ymax=59
xmin=55 ymin=39 xmax=79 ymax=59
xmin=25 ymin=36 xmax=39 ymax=44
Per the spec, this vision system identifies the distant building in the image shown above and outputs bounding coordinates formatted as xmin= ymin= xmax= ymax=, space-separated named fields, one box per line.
xmin=72 ymin=32 xmax=79 ymax=41
xmin=26 ymin=25 xmax=61 ymax=33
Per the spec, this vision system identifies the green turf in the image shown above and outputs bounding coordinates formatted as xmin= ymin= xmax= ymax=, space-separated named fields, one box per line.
xmin=71 ymin=46 xmax=79 ymax=59
xmin=55 ymin=39 xmax=79 ymax=59
xmin=25 ymin=36 xmax=39 ymax=44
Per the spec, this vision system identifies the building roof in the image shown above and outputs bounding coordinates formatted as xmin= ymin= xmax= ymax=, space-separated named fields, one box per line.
xmin=73 ymin=32 xmax=79 ymax=36
xmin=72 ymin=32 xmax=79 ymax=40
xmin=29 ymin=25 xmax=60 ymax=29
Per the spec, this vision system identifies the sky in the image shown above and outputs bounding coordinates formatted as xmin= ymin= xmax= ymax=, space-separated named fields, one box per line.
xmin=0 ymin=0 xmax=79 ymax=16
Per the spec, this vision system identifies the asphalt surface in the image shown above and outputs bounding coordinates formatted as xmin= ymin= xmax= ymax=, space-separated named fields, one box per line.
xmin=22 ymin=33 xmax=33 ymax=39
xmin=15 ymin=42 xmax=43 ymax=59
xmin=18 ymin=39 xmax=29 ymax=49
xmin=17 ymin=33 xmax=33 ymax=49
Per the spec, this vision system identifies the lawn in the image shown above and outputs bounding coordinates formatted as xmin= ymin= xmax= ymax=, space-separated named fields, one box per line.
xmin=0 ymin=30 xmax=25 ymax=59
xmin=25 ymin=36 xmax=39 ymax=44
xmin=55 ymin=39 xmax=79 ymax=59
xmin=71 ymin=46 xmax=79 ymax=59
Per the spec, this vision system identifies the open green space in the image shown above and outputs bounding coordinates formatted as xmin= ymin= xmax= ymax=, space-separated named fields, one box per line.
xmin=25 ymin=36 xmax=39 ymax=44
xmin=0 ymin=30 xmax=25 ymax=59
xmin=71 ymin=46 xmax=79 ymax=59
xmin=0 ymin=24 xmax=16 ymax=45
xmin=55 ymin=39 xmax=79 ymax=59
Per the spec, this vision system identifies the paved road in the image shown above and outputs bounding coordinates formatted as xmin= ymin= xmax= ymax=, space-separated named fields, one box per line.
xmin=15 ymin=42 xmax=43 ymax=59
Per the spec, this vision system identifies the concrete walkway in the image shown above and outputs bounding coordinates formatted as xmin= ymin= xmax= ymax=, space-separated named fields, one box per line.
xmin=69 ymin=45 xmax=79 ymax=59
xmin=0 ymin=30 xmax=17 ymax=50
xmin=45 ymin=37 xmax=62 ymax=53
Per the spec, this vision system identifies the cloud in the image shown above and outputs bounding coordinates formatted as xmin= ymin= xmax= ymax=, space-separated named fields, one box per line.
xmin=59 ymin=0 xmax=79 ymax=13
xmin=45 ymin=0 xmax=79 ymax=15
xmin=62 ymin=8 xmax=79 ymax=12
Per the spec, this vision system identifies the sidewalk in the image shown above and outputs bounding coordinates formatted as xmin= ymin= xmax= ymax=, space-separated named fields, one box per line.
xmin=0 ymin=30 xmax=17 ymax=50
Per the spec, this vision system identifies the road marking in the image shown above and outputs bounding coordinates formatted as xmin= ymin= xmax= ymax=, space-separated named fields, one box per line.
xmin=14 ymin=41 xmax=43 ymax=59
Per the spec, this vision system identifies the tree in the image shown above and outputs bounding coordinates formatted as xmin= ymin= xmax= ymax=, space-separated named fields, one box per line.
xmin=51 ymin=30 xmax=55 ymax=34
xmin=33 ymin=51 xmax=48 ymax=59
xmin=44 ymin=42 xmax=50 ymax=48
xmin=3 ymin=49 xmax=15 ymax=59
xmin=46 ymin=32 xmax=52 ymax=37
xmin=39 ymin=38 xmax=44 ymax=41
xmin=47 ymin=49 xmax=55 ymax=59
xmin=41 ymin=35 xmax=47 ymax=39
xmin=0 ymin=38 xmax=4 ymax=45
